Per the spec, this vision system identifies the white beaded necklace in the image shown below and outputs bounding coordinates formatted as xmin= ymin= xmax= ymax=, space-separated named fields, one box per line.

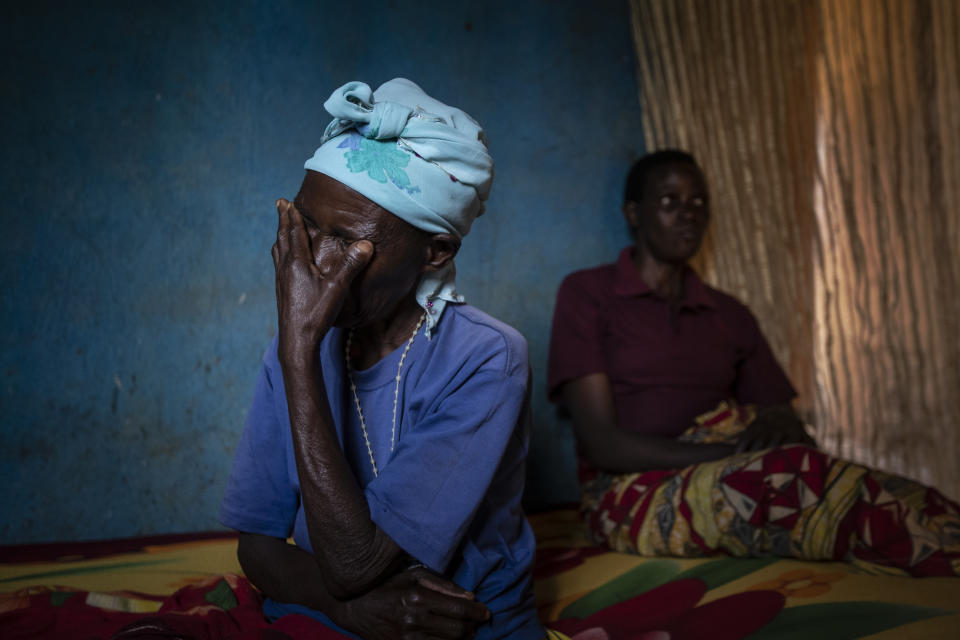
xmin=344 ymin=313 xmax=426 ymax=477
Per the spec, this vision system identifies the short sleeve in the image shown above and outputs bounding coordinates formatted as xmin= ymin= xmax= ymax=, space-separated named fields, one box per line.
xmin=364 ymin=337 xmax=528 ymax=573
xmin=547 ymin=273 xmax=607 ymax=402
xmin=732 ymin=310 xmax=797 ymax=406
xmin=219 ymin=357 xmax=299 ymax=539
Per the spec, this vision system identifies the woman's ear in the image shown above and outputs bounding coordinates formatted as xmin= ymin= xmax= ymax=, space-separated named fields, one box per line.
xmin=623 ymin=201 xmax=641 ymax=228
xmin=424 ymin=234 xmax=460 ymax=272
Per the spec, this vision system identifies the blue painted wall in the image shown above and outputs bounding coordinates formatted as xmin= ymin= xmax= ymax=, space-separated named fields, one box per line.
xmin=0 ymin=0 xmax=644 ymax=543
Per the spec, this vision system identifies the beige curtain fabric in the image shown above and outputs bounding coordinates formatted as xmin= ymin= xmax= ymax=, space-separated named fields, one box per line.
xmin=629 ymin=0 xmax=960 ymax=499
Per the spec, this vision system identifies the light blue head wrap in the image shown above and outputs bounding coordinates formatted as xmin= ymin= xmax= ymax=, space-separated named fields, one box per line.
xmin=304 ymin=78 xmax=493 ymax=336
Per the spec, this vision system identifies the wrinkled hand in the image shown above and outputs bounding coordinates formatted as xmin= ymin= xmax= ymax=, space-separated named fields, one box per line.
xmin=735 ymin=404 xmax=816 ymax=453
xmin=341 ymin=566 xmax=490 ymax=640
xmin=272 ymin=198 xmax=373 ymax=361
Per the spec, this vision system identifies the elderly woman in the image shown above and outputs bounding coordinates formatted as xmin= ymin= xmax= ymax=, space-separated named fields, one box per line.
xmin=548 ymin=149 xmax=960 ymax=576
xmin=220 ymin=79 xmax=544 ymax=639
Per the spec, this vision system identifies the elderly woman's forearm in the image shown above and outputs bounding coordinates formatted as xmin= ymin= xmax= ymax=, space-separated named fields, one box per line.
xmin=281 ymin=353 xmax=406 ymax=597
xmin=238 ymin=532 xmax=343 ymax=613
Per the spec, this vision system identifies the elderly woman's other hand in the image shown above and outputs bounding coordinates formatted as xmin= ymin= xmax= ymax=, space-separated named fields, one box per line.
xmin=272 ymin=198 xmax=373 ymax=363
xmin=734 ymin=404 xmax=817 ymax=453
xmin=342 ymin=566 xmax=490 ymax=640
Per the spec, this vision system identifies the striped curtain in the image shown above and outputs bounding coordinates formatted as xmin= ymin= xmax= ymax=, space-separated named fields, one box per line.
xmin=629 ymin=0 xmax=960 ymax=499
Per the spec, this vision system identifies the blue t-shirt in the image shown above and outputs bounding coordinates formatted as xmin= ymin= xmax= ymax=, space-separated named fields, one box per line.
xmin=220 ymin=304 xmax=543 ymax=639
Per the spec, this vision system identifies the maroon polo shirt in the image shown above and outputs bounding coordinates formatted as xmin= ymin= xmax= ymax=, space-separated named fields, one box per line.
xmin=548 ymin=247 xmax=796 ymax=438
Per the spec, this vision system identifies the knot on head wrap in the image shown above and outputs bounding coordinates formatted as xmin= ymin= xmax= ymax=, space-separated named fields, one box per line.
xmin=322 ymin=81 xmax=412 ymax=141
xmin=305 ymin=78 xmax=494 ymax=335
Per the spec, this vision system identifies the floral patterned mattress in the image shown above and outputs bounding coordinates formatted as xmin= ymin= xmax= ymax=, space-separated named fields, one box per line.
xmin=1 ymin=509 xmax=958 ymax=639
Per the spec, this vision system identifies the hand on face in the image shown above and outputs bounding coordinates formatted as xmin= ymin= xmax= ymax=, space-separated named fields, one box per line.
xmin=343 ymin=565 xmax=490 ymax=640
xmin=734 ymin=404 xmax=817 ymax=454
xmin=272 ymin=198 xmax=373 ymax=360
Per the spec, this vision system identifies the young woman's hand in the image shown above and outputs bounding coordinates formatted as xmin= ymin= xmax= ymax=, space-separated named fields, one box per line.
xmin=271 ymin=198 xmax=372 ymax=363
xmin=735 ymin=404 xmax=816 ymax=453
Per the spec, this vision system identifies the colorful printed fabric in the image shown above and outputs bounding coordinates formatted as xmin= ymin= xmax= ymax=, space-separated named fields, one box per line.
xmin=531 ymin=521 xmax=960 ymax=640
xmin=581 ymin=402 xmax=960 ymax=577
xmin=3 ymin=513 xmax=960 ymax=639
xmin=0 ymin=574 xmax=347 ymax=640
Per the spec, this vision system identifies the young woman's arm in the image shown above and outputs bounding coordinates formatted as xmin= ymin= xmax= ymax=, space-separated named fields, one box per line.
xmin=564 ymin=373 xmax=735 ymax=472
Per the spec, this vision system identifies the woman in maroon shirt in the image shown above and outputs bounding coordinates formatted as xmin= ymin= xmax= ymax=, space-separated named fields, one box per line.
xmin=548 ymin=149 xmax=814 ymax=473
xmin=546 ymin=151 xmax=959 ymax=576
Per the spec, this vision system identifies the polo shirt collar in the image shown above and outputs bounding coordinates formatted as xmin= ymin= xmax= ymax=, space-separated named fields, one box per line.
xmin=612 ymin=246 xmax=716 ymax=310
